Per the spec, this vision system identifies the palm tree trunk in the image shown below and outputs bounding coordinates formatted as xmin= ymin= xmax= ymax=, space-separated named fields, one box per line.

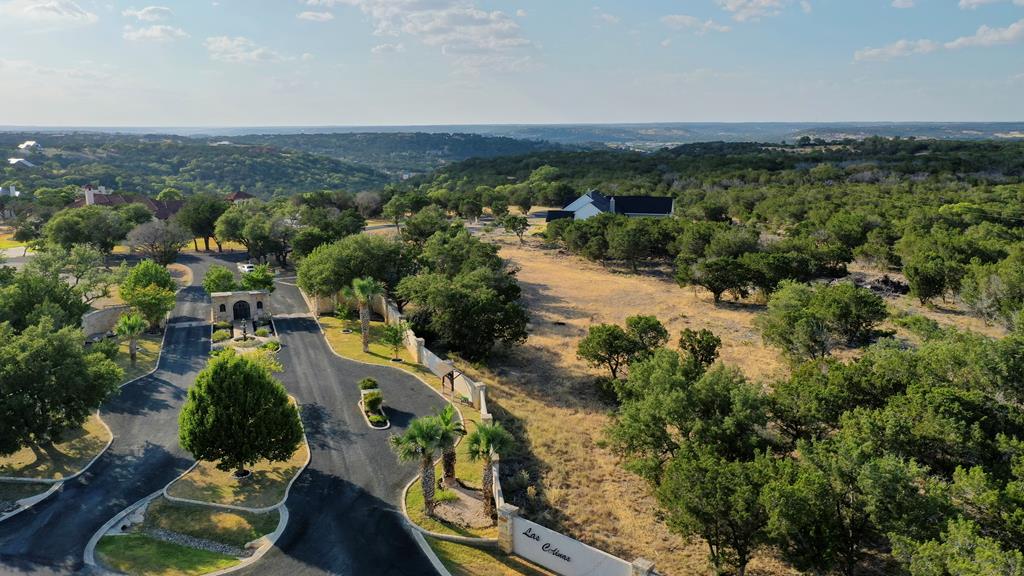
xmin=359 ymin=303 xmax=370 ymax=353
xmin=421 ymin=455 xmax=436 ymax=516
xmin=442 ymin=445 xmax=457 ymax=486
xmin=482 ymin=459 xmax=495 ymax=520
xmin=129 ymin=338 xmax=138 ymax=364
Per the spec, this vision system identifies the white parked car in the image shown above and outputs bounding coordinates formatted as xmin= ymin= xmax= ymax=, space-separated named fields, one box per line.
xmin=238 ymin=263 xmax=256 ymax=273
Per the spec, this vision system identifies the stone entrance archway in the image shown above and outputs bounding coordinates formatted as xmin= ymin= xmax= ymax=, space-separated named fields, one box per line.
xmin=233 ymin=300 xmax=251 ymax=321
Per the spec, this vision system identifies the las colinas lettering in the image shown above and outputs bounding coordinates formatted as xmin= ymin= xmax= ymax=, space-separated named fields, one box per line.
xmin=522 ymin=527 xmax=572 ymax=563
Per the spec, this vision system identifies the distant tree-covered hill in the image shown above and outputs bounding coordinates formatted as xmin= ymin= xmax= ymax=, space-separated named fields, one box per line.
xmin=228 ymin=132 xmax=573 ymax=174
xmin=0 ymin=133 xmax=389 ymax=196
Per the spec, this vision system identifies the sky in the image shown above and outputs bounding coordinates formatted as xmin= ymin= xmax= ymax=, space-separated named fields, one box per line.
xmin=0 ymin=0 xmax=1021 ymax=126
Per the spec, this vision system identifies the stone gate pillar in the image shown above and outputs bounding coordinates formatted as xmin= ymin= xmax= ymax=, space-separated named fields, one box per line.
xmin=497 ymin=503 xmax=519 ymax=555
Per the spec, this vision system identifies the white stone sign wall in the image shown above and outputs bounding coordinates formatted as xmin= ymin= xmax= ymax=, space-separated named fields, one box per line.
xmin=512 ymin=517 xmax=632 ymax=576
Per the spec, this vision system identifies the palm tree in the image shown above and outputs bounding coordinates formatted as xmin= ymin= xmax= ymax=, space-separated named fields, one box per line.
xmin=465 ymin=421 xmax=515 ymax=521
xmin=436 ymin=404 xmax=466 ymax=487
xmin=115 ymin=311 xmax=147 ymax=365
xmin=390 ymin=417 xmax=446 ymax=516
xmin=349 ymin=277 xmax=385 ymax=353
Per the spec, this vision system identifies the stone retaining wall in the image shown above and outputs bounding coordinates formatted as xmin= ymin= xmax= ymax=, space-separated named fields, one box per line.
xmin=82 ymin=305 xmax=130 ymax=338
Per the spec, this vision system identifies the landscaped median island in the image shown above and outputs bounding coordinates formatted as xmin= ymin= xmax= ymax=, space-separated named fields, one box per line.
xmin=403 ymin=404 xmax=498 ymax=540
xmin=319 ymin=315 xmax=432 ymax=380
xmin=95 ymin=497 xmax=280 ymax=576
xmin=94 ymin=350 xmax=305 ymax=576
xmin=358 ymin=378 xmax=390 ymax=429
xmin=165 ymin=435 xmax=309 ymax=510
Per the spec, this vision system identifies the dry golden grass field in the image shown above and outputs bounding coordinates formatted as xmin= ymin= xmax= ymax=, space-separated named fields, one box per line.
xmin=464 ymin=227 xmax=793 ymax=576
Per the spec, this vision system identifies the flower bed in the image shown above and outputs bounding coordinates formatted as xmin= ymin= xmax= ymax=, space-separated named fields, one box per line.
xmin=358 ymin=379 xmax=390 ymax=430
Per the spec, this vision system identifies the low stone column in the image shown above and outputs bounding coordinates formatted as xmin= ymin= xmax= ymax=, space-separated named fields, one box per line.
xmin=631 ymin=558 xmax=656 ymax=576
xmin=497 ymin=503 xmax=519 ymax=554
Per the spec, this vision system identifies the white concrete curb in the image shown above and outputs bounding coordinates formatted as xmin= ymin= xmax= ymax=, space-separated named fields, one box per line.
xmin=0 ymin=320 xmax=174 ymax=524
xmin=86 ymin=305 xmax=303 ymax=574
xmin=162 ymin=431 xmax=311 ymax=515
xmin=311 ymin=305 xmax=464 ymax=569
xmin=84 ymin=489 xmax=163 ymax=567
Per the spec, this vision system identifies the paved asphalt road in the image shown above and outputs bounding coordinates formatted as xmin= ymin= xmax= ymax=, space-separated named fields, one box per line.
xmin=0 ymin=261 xmax=213 ymax=574
xmin=0 ymin=251 xmax=443 ymax=575
xmin=231 ymin=280 xmax=443 ymax=576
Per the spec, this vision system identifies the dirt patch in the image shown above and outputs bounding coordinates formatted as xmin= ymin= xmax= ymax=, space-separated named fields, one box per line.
xmin=168 ymin=263 xmax=194 ymax=289
xmin=433 ymin=485 xmax=492 ymax=530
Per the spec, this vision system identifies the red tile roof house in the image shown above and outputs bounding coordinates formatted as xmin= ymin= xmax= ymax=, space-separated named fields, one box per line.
xmin=73 ymin=185 xmax=184 ymax=220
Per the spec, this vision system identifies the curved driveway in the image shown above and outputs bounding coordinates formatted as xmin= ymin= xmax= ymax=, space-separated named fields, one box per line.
xmin=0 ymin=252 xmax=443 ymax=575
xmin=232 ymin=281 xmax=443 ymax=575
xmin=0 ymin=264 xmax=211 ymax=574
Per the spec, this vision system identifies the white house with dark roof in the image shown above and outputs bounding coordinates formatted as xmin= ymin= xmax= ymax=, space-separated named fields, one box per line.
xmin=547 ymin=190 xmax=675 ymax=221
xmin=7 ymin=158 xmax=35 ymax=169
xmin=17 ymin=141 xmax=40 ymax=151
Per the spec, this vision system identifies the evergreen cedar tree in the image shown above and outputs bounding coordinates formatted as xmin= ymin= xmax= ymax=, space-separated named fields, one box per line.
xmin=178 ymin=352 xmax=303 ymax=477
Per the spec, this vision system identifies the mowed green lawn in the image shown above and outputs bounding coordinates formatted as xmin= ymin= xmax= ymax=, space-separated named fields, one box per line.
xmin=96 ymin=534 xmax=239 ymax=576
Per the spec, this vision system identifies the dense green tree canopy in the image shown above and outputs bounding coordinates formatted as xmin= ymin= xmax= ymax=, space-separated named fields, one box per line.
xmin=178 ymin=351 xmax=303 ymax=476
xmin=0 ymin=319 xmax=123 ymax=455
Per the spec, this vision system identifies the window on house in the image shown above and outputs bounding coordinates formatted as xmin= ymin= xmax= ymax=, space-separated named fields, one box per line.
xmin=256 ymin=301 xmax=264 ymax=310
xmin=219 ymin=304 xmax=226 ymax=312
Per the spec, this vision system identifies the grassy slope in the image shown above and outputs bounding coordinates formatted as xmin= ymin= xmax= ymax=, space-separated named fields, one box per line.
xmin=165 ymin=438 xmax=308 ymax=509
xmin=96 ymin=534 xmax=239 ymax=576
xmin=0 ymin=415 xmax=110 ymax=480
xmin=427 ymin=537 xmax=555 ymax=576
xmin=115 ymin=334 xmax=163 ymax=383
xmin=144 ymin=497 xmax=279 ymax=548
xmin=318 ymin=316 xmax=433 ymax=380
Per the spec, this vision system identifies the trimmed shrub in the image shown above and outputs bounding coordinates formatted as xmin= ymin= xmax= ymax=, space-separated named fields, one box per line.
xmin=255 ymin=328 xmax=270 ymax=337
xmin=259 ymin=341 xmax=281 ymax=352
xmin=214 ymin=321 xmax=232 ymax=331
xmin=212 ymin=329 xmax=231 ymax=343
xmin=368 ymin=413 xmax=388 ymax=426
xmin=363 ymin=390 xmax=384 ymax=414
xmin=358 ymin=377 xmax=379 ymax=390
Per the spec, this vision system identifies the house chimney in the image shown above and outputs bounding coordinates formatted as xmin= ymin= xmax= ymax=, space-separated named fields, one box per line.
xmin=84 ymin=186 xmax=95 ymax=205
xmin=610 ymin=196 xmax=616 ymax=214
xmin=9 ymin=184 xmax=16 ymax=197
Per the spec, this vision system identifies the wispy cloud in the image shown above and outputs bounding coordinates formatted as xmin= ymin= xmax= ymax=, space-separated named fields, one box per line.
xmin=122 ymin=6 xmax=172 ymax=21
xmin=593 ymin=8 xmax=619 ymax=25
xmin=946 ymin=18 xmax=1024 ymax=49
xmin=303 ymin=0 xmax=533 ymax=74
xmin=891 ymin=0 xmax=915 ymax=7
xmin=297 ymin=10 xmax=334 ymax=22
xmin=371 ymin=42 xmax=405 ymax=54
xmin=855 ymin=18 xmax=1024 ymax=61
xmin=958 ymin=0 xmax=1024 ymax=9
xmin=0 ymin=0 xmax=97 ymax=25
xmin=123 ymin=24 xmax=187 ymax=42
xmin=661 ymin=14 xmax=731 ymax=34
xmin=205 ymin=36 xmax=287 ymax=63
xmin=854 ymin=39 xmax=939 ymax=61
xmin=715 ymin=0 xmax=791 ymax=22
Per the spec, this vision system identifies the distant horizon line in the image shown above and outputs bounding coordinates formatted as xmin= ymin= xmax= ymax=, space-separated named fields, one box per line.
xmin=2 ymin=120 xmax=1024 ymax=131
